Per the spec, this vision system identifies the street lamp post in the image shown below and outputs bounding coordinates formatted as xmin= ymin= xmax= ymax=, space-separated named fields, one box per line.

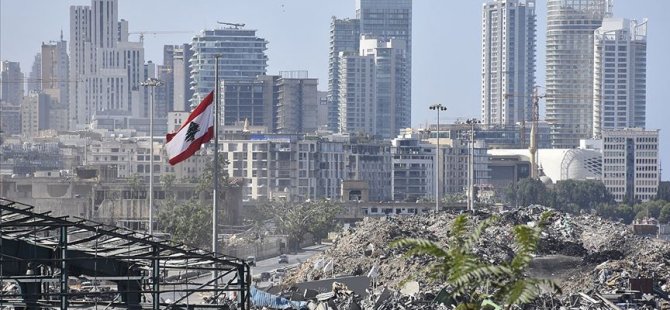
xmin=429 ymin=104 xmax=447 ymax=212
xmin=140 ymin=78 xmax=164 ymax=234
xmin=465 ymin=118 xmax=480 ymax=212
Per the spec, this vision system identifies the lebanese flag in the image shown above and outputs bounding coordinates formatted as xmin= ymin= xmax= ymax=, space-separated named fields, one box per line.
xmin=165 ymin=91 xmax=215 ymax=165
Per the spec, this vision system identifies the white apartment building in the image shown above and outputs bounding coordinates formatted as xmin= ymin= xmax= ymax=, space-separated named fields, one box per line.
xmin=344 ymin=140 xmax=393 ymax=201
xmin=359 ymin=36 xmax=408 ymax=139
xmin=21 ymin=92 xmax=47 ymax=138
xmin=167 ymin=111 xmax=190 ymax=133
xmin=189 ymin=27 xmax=268 ymax=107
xmin=602 ymin=129 xmax=659 ymax=203
xmin=545 ymin=0 xmax=611 ymax=148
xmin=214 ymin=134 xmax=396 ymax=202
xmin=219 ymin=136 xmax=317 ymax=202
xmin=481 ymin=0 xmax=536 ymax=126
xmin=171 ymin=44 xmax=193 ymax=112
xmin=276 ymin=76 xmax=319 ymax=134
xmin=593 ymin=18 xmax=647 ymax=138
xmin=317 ymin=140 xmax=346 ymax=200
xmin=337 ymin=52 xmax=376 ymax=135
xmin=337 ymin=36 xmax=407 ymax=139
xmin=135 ymin=139 xmax=166 ymax=184
xmin=69 ymin=0 xmax=146 ymax=129
xmin=391 ymin=136 xmax=435 ymax=202
xmin=41 ymin=34 xmax=69 ymax=106
xmin=168 ymin=151 xmax=210 ymax=182
xmin=86 ymin=138 xmax=138 ymax=179
xmin=433 ymin=138 xmax=491 ymax=196
xmin=20 ymin=92 xmax=68 ymax=138
xmin=86 ymin=137 xmax=166 ymax=183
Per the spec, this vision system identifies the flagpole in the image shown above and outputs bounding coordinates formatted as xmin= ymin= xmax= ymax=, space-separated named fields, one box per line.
xmin=212 ymin=54 xmax=221 ymax=297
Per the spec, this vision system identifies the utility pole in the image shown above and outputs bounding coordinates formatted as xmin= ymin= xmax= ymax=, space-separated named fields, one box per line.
xmin=140 ymin=78 xmax=163 ymax=234
xmin=429 ymin=104 xmax=447 ymax=212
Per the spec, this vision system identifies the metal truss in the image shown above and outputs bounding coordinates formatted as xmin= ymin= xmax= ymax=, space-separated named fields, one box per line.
xmin=0 ymin=198 xmax=250 ymax=309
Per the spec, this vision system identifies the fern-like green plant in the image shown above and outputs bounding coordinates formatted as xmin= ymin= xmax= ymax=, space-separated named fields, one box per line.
xmin=390 ymin=212 xmax=561 ymax=309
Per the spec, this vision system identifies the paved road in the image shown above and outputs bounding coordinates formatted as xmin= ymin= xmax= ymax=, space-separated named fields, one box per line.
xmin=160 ymin=244 xmax=330 ymax=304
xmin=252 ymin=244 xmax=330 ymax=277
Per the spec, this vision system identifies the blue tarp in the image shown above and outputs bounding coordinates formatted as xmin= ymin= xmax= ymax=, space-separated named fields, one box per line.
xmin=250 ymin=286 xmax=308 ymax=309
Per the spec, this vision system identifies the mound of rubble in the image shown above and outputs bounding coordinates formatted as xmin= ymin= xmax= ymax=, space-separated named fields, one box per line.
xmin=278 ymin=206 xmax=670 ymax=309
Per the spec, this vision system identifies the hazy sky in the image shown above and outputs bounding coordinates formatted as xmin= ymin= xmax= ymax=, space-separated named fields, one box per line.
xmin=1 ymin=0 xmax=669 ymax=169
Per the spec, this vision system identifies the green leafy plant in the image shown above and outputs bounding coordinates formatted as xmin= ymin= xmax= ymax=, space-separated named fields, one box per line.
xmin=391 ymin=212 xmax=560 ymax=309
xmin=260 ymin=199 xmax=342 ymax=252
xmin=157 ymin=198 xmax=212 ymax=249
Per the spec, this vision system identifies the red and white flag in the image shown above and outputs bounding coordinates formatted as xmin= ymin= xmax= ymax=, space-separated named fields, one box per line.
xmin=165 ymin=91 xmax=215 ymax=165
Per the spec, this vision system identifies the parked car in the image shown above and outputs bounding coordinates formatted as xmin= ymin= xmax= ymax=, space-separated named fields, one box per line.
xmin=278 ymin=254 xmax=288 ymax=264
xmin=259 ymin=272 xmax=271 ymax=282
xmin=246 ymin=256 xmax=256 ymax=266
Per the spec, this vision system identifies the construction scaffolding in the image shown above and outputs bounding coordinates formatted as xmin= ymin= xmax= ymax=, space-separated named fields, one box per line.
xmin=0 ymin=198 xmax=250 ymax=309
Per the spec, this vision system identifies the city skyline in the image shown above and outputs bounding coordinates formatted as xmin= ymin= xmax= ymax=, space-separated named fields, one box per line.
xmin=1 ymin=1 xmax=668 ymax=163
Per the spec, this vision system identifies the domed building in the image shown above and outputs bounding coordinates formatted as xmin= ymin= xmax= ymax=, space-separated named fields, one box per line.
xmin=488 ymin=148 xmax=602 ymax=183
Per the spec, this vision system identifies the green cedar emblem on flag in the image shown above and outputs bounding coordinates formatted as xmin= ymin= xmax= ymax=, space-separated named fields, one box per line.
xmin=184 ymin=122 xmax=200 ymax=142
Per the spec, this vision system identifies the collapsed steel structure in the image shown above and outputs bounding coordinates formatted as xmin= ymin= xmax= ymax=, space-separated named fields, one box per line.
xmin=0 ymin=198 xmax=250 ymax=309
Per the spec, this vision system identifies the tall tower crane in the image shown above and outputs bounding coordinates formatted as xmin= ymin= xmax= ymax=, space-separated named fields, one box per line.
xmin=217 ymin=22 xmax=245 ymax=29
xmin=529 ymin=86 xmax=543 ymax=179
xmin=128 ymin=31 xmax=193 ymax=43
xmin=505 ymin=87 xmax=590 ymax=179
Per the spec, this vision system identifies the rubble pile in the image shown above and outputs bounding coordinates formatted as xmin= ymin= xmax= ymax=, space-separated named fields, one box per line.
xmin=265 ymin=281 xmax=449 ymax=310
xmin=284 ymin=213 xmax=456 ymax=290
xmin=279 ymin=206 xmax=670 ymax=308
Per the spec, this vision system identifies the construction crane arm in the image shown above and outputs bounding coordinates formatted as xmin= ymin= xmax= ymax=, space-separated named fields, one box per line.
xmin=504 ymin=87 xmax=595 ymax=179
xmin=216 ymin=21 xmax=245 ymax=29
xmin=127 ymin=31 xmax=193 ymax=42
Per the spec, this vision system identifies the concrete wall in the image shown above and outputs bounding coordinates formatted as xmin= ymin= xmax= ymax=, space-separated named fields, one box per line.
xmin=0 ymin=176 xmax=93 ymax=218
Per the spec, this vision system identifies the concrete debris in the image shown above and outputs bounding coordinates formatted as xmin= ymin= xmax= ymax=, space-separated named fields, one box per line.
xmin=399 ymin=281 xmax=420 ymax=297
xmin=270 ymin=206 xmax=670 ymax=309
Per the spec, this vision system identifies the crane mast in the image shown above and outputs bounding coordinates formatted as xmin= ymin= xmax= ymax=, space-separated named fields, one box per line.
xmin=529 ymin=86 xmax=540 ymax=179
xmin=128 ymin=31 xmax=192 ymax=43
xmin=506 ymin=88 xmax=590 ymax=179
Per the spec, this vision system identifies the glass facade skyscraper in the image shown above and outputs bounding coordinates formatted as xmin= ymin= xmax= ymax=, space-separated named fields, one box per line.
xmin=545 ymin=0 xmax=611 ymax=148
xmin=328 ymin=17 xmax=360 ymax=132
xmin=328 ymin=0 xmax=412 ymax=137
xmin=356 ymin=0 xmax=412 ymax=132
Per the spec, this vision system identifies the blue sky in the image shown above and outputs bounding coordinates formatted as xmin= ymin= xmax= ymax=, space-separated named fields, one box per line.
xmin=1 ymin=0 xmax=669 ymax=175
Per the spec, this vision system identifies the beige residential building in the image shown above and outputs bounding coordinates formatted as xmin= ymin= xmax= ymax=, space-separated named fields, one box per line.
xmin=602 ymin=129 xmax=659 ymax=203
